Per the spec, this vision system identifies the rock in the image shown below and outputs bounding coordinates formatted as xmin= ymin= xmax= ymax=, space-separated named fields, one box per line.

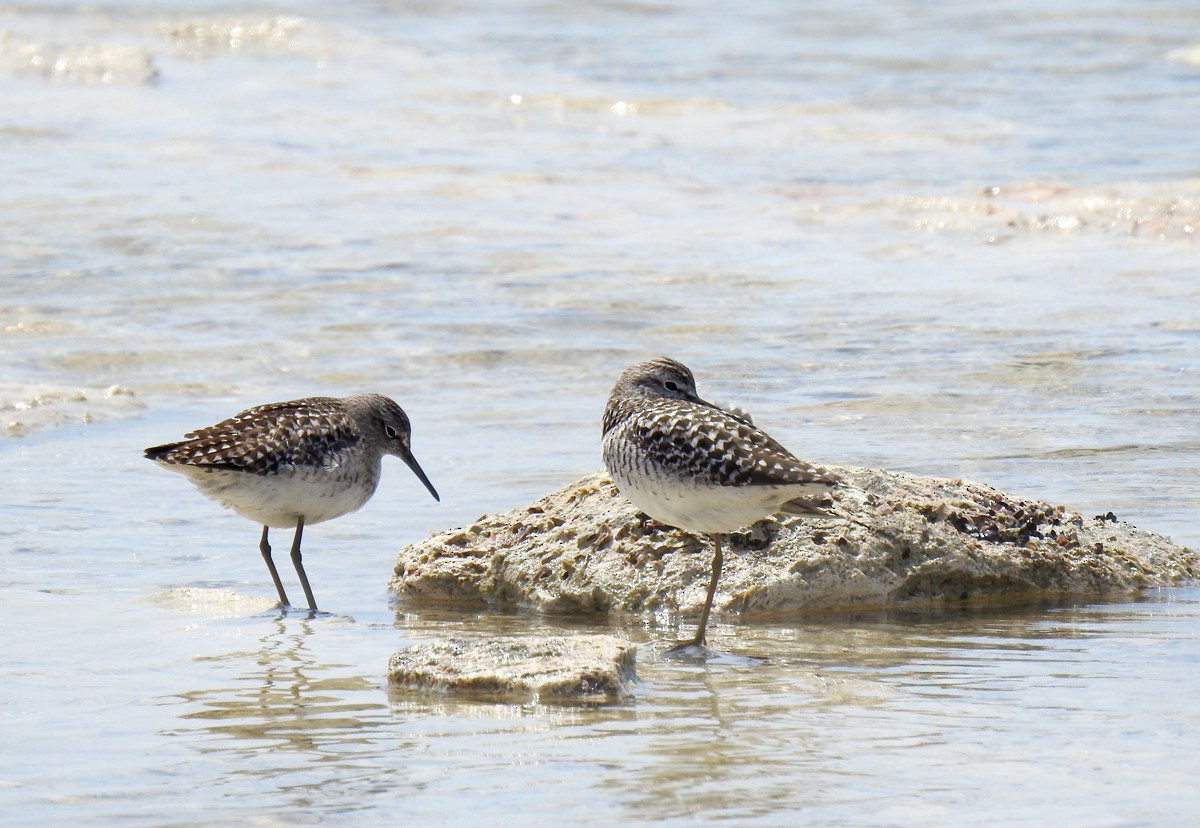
xmin=2 ymin=384 xmax=146 ymax=437
xmin=158 ymin=16 xmax=312 ymax=53
xmin=390 ymin=468 xmax=1200 ymax=619
xmin=886 ymin=182 xmax=1200 ymax=242
xmin=387 ymin=634 xmax=637 ymax=704
xmin=151 ymin=587 xmax=279 ymax=617
xmin=0 ymin=31 xmax=158 ymax=85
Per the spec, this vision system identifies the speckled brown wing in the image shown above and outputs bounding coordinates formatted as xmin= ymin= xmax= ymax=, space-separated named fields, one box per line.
xmin=634 ymin=399 xmax=840 ymax=489
xmin=144 ymin=397 xmax=362 ymax=475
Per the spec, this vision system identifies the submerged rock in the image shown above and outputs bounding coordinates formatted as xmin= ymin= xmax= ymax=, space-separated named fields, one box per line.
xmin=0 ymin=32 xmax=158 ymax=84
xmin=387 ymin=634 xmax=637 ymax=704
xmin=151 ymin=587 xmax=278 ymax=617
xmin=391 ymin=468 xmax=1200 ymax=619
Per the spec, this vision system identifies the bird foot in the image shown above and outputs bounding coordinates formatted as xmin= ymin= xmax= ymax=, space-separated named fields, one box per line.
xmin=663 ymin=638 xmax=714 ymax=659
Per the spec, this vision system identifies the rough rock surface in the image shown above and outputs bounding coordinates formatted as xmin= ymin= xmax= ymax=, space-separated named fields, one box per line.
xmin=387 ymin=634 xmax=637 ymax=704
xmin=391 ymin=468 xmax=1200 ymax=619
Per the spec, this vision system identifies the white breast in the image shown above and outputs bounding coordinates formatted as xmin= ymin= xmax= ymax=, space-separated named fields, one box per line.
xmin=610 ymin=466 xmax=820 ymax=534
xmin=168 ymin=463 xmax=380 ymax=527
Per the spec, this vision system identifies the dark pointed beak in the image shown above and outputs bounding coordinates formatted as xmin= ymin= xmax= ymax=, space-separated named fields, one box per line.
xmin=696 ymin=396 xmax=753 ymax=427
xmin=400 ymin=447 xmax=440 ymax=502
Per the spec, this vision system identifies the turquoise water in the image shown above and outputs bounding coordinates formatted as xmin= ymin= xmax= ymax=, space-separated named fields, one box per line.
xmin=2 ymin=1 xmax=1199 ymax=825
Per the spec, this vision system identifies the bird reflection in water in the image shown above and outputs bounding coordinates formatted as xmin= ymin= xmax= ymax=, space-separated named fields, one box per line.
xmin=164 ymin=616 xmax=390 ymax=757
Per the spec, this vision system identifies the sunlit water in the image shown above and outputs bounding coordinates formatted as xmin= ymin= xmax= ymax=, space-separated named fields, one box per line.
xmin=2 ymin=1 xmax=1199 ymax=825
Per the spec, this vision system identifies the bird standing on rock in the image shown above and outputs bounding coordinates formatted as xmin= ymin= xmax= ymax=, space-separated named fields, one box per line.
xmin=145 ymin=393 xmax=439 ymax=612
xmin=601 ymin=358 xmax=842 ymax=651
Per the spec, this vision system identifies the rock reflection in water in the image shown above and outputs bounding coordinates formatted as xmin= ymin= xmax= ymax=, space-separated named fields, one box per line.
xmin=610 ymin=597 xmax=1200 ymax=824
xmin=136 ymin=592 xmax=1200 ymax=825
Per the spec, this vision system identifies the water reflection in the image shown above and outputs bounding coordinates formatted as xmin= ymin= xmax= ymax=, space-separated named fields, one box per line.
xmin=146 ymin=593 xmax=1200 ymax=824
xmin=606 ymin=594 xmax=1200 ymax=823
xmin=164 ymin=615 xmax=392 ymax=756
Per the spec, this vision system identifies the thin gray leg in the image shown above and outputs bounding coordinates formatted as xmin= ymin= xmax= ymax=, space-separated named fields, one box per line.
xmin=691 ymin=534 xmax=724 ymax=647
xmin=289 ymin=516 xmax=317 ymax=611
xmin=260 ymin=526 xmax=291 ymax=606
xmin=668 ymin=534 xmax=724 ymax=653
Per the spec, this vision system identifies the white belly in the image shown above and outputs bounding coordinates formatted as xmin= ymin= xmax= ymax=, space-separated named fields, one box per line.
xmin=611 ymin=469 xmax=818 ymax=534
xmin=167 ymin=464 xmax=378 ymax=527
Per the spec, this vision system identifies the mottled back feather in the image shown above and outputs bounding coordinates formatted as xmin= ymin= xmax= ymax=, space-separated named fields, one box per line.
xmin=144 ymin=397 xmax=363 ymax=476
xmin=602 ymin=357 xmax=840 ymax=491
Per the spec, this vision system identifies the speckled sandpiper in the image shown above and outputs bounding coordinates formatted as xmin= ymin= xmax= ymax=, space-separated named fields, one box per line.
xmin=145 ymin=393 xmax=439 ymax=611
xmin=602 ymin=357 xmax=842 ymax=651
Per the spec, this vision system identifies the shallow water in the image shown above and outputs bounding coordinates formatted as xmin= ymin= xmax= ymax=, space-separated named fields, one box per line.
xmin=2 ymin=1 xmax=1199 ymax=825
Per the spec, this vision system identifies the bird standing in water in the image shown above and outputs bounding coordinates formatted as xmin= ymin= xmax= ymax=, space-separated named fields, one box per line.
xmin=145 ymin=393 xmax=439 ymax=611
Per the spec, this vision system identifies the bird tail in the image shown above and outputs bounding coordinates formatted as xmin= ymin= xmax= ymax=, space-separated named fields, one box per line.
xmin=144 ymin=441 xmax=184 ymax=461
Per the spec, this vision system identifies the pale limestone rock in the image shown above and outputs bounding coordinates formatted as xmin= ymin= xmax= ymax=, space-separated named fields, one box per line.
xmin=391 ymin=468 xmax=1200 ymax=619
xmin=150 ymin=587 xmax=278 ymax=617
xmin=0 ymin=32 xmax=158 ymax=84
xmin=387 ymin=634 xmax=637 ymax=704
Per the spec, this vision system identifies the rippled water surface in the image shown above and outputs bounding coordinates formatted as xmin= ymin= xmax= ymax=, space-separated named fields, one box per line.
xmin=2 ymin=1 xmax=1199 ymax=825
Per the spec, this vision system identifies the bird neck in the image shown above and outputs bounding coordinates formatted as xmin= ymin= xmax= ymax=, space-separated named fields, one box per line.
xmin=601 ymin=392 xmax=639 ymax=436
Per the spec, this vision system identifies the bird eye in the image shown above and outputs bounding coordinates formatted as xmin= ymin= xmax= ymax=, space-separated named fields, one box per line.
xmin=664 ymin=380 xmax=680 ymax=392
xmin=384 ymin=424 xmax=399 ymax=439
